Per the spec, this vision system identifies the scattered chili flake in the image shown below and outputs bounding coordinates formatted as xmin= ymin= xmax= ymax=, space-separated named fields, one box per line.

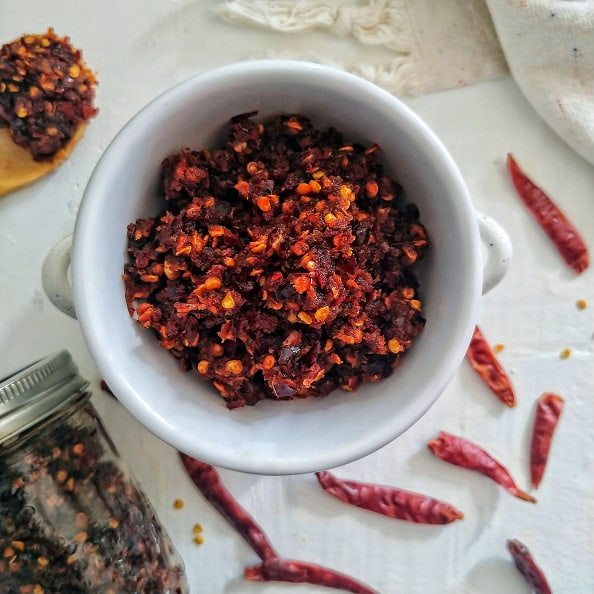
xmin=316 ymin=471 xmax=463 ymax=524
xmin=245 ymin=558 xmax=379 ymax=594
xmin=0 ymin=28 xmax=97 ymax=161
xmin=427 ymin=431 xmax=536 ymax=503
xmin=466 ymin=326 xmax=516 ymax=407
xmin=576 ymin=299 xmax=587 ymax=310
xmin=173 ymin=498 xmax=185 ymax=510
xmin=193 ymin=534 xmax=204 ymax=545
xmin=507 ymin=154 xmax=589 ymax=274
xmin=530 ymin=393 xmax=565 ymax=489
xmin=493 ymin=343 xmax=504 ymax=353
xmin=559 ymin=348 xmax=571 ymax=359
xmin=507 ymin=538 xmax=552 ymax=594
xmin=124 ymin=114 xmax=428 ymax=409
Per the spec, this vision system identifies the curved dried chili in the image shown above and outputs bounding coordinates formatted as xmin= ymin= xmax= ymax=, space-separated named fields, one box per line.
xmin=427 ymin=432 xmax=535 ymax=503
xmin=245 ymin=558 xmax=379 ymax=594
xmin=180 ymin=454 xmax=378 ymax=593
xmin=507 ymin=153 xmax=589 ymax=274
xmin=465 ymin=326 xmax=516 ymax=407
xmin=179 ymin=454 xmax=278 ymax=561
xmin=316 ymin=470 xmax=463 ymax=524
xmin=530 ymin=393 xmax=565 ymax=489
xmin=507 ymin=538 xmax=552 ymax=594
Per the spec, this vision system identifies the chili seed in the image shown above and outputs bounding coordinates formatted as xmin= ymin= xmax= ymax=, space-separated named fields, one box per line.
xmin=388 ymin=339 xmax=404 ymax=354
xmin=225 ymin=360 xmax=243 ymax=374
xmin=221 ymin=293 xmax=235 ymax=309
xmin=296 ymin=182 xmax=311 ymax=195
xmin=204 ymin=277 xmax=222 ymax=290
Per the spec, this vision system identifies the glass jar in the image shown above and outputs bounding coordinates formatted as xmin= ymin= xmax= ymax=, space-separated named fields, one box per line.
xmin=0 ymin=351 xmax=188 ymax=593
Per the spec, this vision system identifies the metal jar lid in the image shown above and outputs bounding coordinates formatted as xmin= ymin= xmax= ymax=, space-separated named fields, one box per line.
xmin=0 ymin=350 xmax=90 ymax=445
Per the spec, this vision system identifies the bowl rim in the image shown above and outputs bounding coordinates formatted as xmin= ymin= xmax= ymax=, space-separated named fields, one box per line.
xmin=72 ymin=59 xmax=482 ymax=474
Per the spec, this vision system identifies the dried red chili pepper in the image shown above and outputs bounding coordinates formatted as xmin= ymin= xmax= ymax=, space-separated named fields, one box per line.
xmin=316 ymin=470 xmax=463 ymax=524
xmin=99 ymin=379 xmax=117 ymax=399
xmin=465 ymin=326 xmax=516 ymax=407
xmin=181 ymin=455 xmax=377 ymax=594
xmin=245 ymin=558 xmax=378 ymax=594
xmin=179 ymin=454 xmax=278 ymax=561
xmin=507 ymin=538 xmax=552 ymax=594
xmin=507 ymin=153 xmax=589 ymax=274
xmin=427 ymin=432 xmax=535 ymax=503
xmin=530 ymin=393 xmax=565 ymax=489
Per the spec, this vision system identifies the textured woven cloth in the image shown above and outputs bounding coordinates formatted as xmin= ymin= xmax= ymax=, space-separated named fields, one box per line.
xmin=216 ymin=0 xmax=594 ymax=166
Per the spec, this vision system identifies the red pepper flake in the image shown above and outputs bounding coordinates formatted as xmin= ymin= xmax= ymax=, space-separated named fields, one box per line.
xmin=316 ymin=471 xmax=463 ymax=524
xmin=0 ymin=28 xmax=97 ymax=161
xmin=125 ymin=114 xmax=428 ymax=409
xmin=172 ymin=498 xmax=184 ymax=510
xmin=559 ymin=348 xmax=571 ymax=359
xmin=507 ymin=538 xmax=552 ymax=594
xmin=530 ymin=393 xmax=565 ymax=489
xmin=576 ymin=299 xmax=587 ymax=310
xmin=244 ymin=558 xmax=378 ymax=594
xmin=466 ymin=326 xmax=516 ymax=407
xmin=507 ymin=154 xmax=589 ymax=274
xmin=427 ymin=432 xmax=536 ymax=503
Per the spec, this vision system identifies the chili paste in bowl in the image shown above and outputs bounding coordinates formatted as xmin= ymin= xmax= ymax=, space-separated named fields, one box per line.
xmin=123 ymin=113 xmax=428 ymax=409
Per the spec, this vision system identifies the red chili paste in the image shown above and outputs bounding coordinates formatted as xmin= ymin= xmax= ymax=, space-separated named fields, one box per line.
xmin=124 ymin=114 xmax=428 ymax=409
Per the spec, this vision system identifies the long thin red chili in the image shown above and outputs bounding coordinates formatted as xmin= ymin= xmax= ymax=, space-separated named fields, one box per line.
xmin=180 ymin=454 xmax=378 ymax=594
xmin=466 ymin=326 xmax=516 ymax=407
xmin=427 ymin=432 xmax=536 ymax=503
xmin=507 ymin=153 xmax=589 ymax=274
xmin=179 ymin=453 xmax=278 ymax=561
xmin=530 ymin=393 xmax=565 ymax=488
xmin=507 ymin=538 xmax=552 ymax=594
xmin=316 ymin=470 xmax=463 ymax=524
xmin=245 ymin=558 xmax=379 ymax=594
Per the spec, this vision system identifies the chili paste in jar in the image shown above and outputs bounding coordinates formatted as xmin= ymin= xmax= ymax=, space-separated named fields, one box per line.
xmin=124 ymin=114 xmax=429 ymax=409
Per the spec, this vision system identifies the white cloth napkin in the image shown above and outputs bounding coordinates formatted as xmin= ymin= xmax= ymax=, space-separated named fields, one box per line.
xmin=215 ymin=0 xmax=594 ymax=166
xmin=486 ymin=0 xmax=594 ymax=167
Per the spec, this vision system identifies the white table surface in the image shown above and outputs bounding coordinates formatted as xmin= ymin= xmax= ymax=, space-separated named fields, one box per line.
xmin=1 ymin=3 xmax=593 ymax=593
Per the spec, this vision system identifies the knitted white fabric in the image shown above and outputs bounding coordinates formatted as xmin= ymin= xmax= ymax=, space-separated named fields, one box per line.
xmin=215 ymin=0 xmax=507 ymax=96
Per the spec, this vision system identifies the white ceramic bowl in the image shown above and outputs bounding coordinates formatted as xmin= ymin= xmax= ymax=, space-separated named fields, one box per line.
xmin=44 ymin=60 xmax=511 ymax=475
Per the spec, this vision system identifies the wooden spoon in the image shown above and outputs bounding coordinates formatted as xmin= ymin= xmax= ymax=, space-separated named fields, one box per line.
xmin=0 ymin=123 xmax=87 ymax=197
xmin=0 ymin=29 xmax=96 ymax=197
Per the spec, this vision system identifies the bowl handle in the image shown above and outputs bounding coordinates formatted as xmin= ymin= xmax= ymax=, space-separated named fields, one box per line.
xmin=42 ymin=234 xmax=77 ymax=318
xmin=476 ymin=212 xmax=512 ymax=294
